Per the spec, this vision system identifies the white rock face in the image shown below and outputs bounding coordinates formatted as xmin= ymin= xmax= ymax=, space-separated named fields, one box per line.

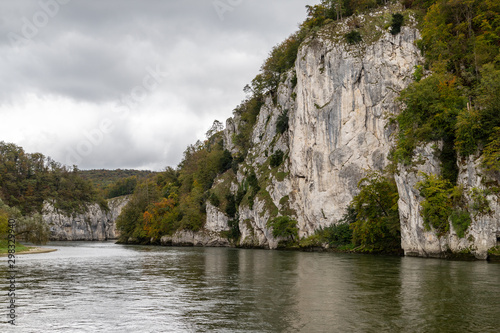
xmin=395 ymin=144 xmax=446 ymax=257
xmin=456 ymin=157 xmax=500 ymax=258
xmin=289 ymin=26 xmax=421 ymax=235
xmin=43 ymin=196 xmax=129 ymax=241
xmin=239 ymin=198 xmax=279 ymax=249
xmin=160 ymin=230 xmax=229 ymax=247
xmin=397 ymin=149 xmax=500 ymax=259
xmin=160 ymin=202 xmax=231 ymax=247
xmin=205 ymin=202 xmax=230 ymax=233
xmin=216 ymin=16 xmax=422 ymax=249
xmin=206 ymin=12 xmax=500 ymax=258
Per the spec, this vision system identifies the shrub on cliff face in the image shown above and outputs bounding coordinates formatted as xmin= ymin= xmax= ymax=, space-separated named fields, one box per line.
xmin=390 ymin=13 xmax=404 ymax=35
xmin=450 ymin=210 xmax=471 ymax=238
xmin=345 ymin=30 xmax=362 ymax=44
xmin=416 ymin=173 xmax=452 ymax=234
xmin=267 ymin=216 xmax=298 ymax=242
xmin=276 ymin=110 xmax=289 ymax=134
xmin=270 ymin=150 xmax=285 ymax=168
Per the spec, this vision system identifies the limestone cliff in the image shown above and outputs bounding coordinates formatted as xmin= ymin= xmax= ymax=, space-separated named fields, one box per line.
xmin=289 ymin=17 xmax=420 ymax=237
xmin=204 ymin=8 xmax=422 ymax=249
xmin=43 ymin=196 xmax=129 ymax=241
xmin=166 ymin=6 xmax=500 ymax=259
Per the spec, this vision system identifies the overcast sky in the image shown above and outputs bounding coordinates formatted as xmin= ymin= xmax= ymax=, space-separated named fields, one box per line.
xmin=0 ymin=0 xmax=317 ymax=170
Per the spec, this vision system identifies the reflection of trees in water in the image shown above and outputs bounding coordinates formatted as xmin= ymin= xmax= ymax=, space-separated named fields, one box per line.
xmin=398 ymin=258 xmax=497 ymax=332
xmin=133 ymin=246 xmax=500 ymax=332
xmin=346 ymin=255 xmax=404 ymax=331
xmin=201 ymin=248 xmax=303 ymax=332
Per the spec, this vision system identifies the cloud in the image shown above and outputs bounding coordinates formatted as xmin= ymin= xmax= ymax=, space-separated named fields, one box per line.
xmin=0 ymin=0 xmax=316 ymax=170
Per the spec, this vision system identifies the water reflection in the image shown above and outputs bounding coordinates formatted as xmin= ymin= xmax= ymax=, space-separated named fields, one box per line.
xmin=1 ymin=242 xmax=500 ymax=332
xmin=399 ymin=258 xmax=500 ymax=332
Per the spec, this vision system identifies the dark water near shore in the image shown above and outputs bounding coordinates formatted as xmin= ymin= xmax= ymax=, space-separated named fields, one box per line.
xmin=1 ymin=241 xmax=500 ymax=332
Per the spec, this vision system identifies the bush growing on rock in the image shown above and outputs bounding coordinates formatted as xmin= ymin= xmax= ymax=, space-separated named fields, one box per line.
xmin=345 ymin=30 xmax=362 ymax=44
xmin=390 ymin=13 xmax=404 ymax=35
xmin=267 ymin=216 xmax=298 ymax=242
xmin=270 ymin=150 xmax=285 ymax=168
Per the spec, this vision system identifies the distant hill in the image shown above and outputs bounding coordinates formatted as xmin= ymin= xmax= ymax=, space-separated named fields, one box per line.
xmin=80 ymin=169 xmax=158 ymax=198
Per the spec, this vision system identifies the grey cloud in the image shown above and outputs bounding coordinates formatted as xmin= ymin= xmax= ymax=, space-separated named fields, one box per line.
xmin=0 ymin=0 xmax=314 ymax=170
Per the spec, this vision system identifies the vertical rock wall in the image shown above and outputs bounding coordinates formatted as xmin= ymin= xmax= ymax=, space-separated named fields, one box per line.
xmin=289 ymin=25 xmax=421 ymax=236
xmin=396 ymin=148 xmax=500 ymax=259
xmin=43 ymin=196 xmax=129 ymax=241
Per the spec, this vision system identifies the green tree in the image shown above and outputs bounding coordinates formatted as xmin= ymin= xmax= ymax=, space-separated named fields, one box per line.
xmin=350 ymin=171 xmax=401 ymax=253
xmin=394 ymin=71 xmax=466 ymax=183
xmin=390 ymin=13 xmax=404 ymax=35
xmin=416 ymin=173 xmax=452 ymax=234
xmin=269 ymin=150 xmax=285 ymax=168
xmin=267 ymin=216 xmax=299 ymax=242
xmin=276 ymin=110 xmax=289 ymax=134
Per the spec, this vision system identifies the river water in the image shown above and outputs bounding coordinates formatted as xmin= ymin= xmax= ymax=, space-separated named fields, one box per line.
xmin=2 ymin=241 xmax=500 ymax=332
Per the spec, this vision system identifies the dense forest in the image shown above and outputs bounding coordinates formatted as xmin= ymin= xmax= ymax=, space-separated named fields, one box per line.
xmin=0 ymin=141 xmax=106 ymax=215
xmin=80 ymin=169 xmax=156 ymax=199
xmin=0 ymin=141 xmax=108 ymax=243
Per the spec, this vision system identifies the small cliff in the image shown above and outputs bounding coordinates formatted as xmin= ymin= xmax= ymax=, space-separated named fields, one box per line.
xmin=396 ymin=146 xmax=500 ymax=259
xmin=43 ymin=196 xmax=129 ymax=241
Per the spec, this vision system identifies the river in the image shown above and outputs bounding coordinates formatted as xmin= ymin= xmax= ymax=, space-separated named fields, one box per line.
xmin=1 ymin=241 xmax=500 ymax=332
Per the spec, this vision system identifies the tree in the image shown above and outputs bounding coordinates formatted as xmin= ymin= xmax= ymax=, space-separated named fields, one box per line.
xmin=416 ymin=173 xmax=452 ymax=234
xmin=276 ymin=110 xmax=289 ymax=134
xmin=267 ymin=216 xmax=299 ymax=242
xmin=270 ymin=150 xmax=285 ymax=168
xmin=15 ymin=214 xmax=49 ymax=245
xmin=205 ymin=120 xmax=224 ymax=139
xmin=142 ymin=197 xmax=179 ymax=239
xmin=350 ymin=171 xmax=401 ymax=253
xmin=390 ymin=13 xmax=404 ymax=35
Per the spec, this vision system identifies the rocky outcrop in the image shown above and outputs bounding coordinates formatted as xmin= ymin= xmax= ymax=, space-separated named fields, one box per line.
xmin=218 ymin=9 xmax=422 ymax=248
xmin=43 ymin=196 xmax=129 ymax=241
xmin=395 ymin=143 xmax=445 ymax=257
xmin=396 ymin=148 xmax=500 ymax=259
xmin=290 ymin=23 xmax=420 ymax=236
xmin=160 ymin=230 xmax=230 ymax=247
xmin=156 ymin=202 xmax=231 ymax=247
xmin=174 ymin=7 xmax=500 ymax=258
xmin=205 ymin=202 xmax=230 ymax=233
xmin=456 ymin=158 xmax=500 ymax=258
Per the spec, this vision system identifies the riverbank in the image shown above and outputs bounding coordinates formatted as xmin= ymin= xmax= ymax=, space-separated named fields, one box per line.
xmin=0 ymin=240 xmax=57 ymax=256
xmin=14 ymin=247 xmax=58 ymax=256
xmin=119 ymin=237 xmax=498 ymax=261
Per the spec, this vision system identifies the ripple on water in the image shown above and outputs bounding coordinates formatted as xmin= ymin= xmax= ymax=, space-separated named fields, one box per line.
xmin=1 ymin=242 xmax=500 ymax=332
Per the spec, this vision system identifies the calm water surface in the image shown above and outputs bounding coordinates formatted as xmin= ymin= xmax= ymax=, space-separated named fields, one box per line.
xmin=1 ymin=242 xmax=500 ymax=332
